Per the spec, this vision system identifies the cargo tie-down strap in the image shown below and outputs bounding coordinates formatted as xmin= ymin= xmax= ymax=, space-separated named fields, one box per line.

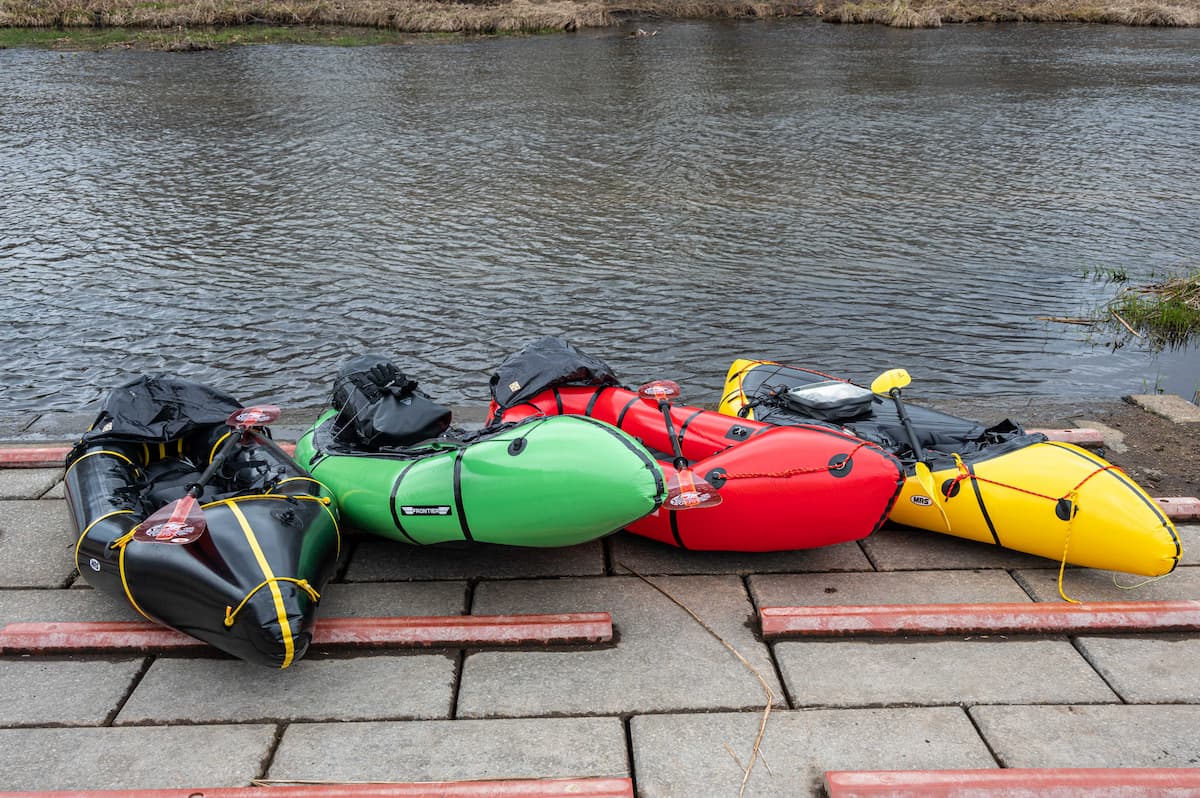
xmin=943 ymin=453 xmax=1126 ymax=603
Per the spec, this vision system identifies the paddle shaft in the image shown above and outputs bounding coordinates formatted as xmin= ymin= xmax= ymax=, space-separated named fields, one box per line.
xmin=888 ymin=388 xmax=926 ymax=462
xmin=656 ymin=400 xmax=689 ymax=471
xmin=186 ymin=429 xmax=245 ymax=499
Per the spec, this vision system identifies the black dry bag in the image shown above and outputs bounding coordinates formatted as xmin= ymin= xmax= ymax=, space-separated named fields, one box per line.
xmin=331 ymin=354 xmax=451 ymax=449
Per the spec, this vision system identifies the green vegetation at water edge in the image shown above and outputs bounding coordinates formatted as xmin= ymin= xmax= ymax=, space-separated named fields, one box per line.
xmin=1106 ymin=272 xmax=1200 ymax=351
xmin=1042 ymin=270 xmax=1200 ymax=351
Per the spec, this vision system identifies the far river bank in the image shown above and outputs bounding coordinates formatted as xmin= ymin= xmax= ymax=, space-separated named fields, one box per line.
xmin=1 ymin=0 xmax=1198 ymax=50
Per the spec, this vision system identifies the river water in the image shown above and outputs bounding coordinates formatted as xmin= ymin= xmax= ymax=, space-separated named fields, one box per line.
xmin=3 ymin=20 xmax=1199 ymax=414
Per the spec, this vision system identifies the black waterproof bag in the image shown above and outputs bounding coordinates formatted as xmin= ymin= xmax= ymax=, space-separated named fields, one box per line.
xmin=489 ymin=336 xmax=619 ymax=410
xmin=331 ymin=354 xmax=451 ymax=449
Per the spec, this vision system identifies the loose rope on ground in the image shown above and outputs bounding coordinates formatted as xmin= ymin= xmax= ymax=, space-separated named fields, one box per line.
xmin=616 ymin=561 xmax=773 ymax=798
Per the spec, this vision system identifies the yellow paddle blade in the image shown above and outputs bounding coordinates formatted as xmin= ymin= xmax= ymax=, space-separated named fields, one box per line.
xmin=913 ymin=461 xmax=952 ymax=532
xmin=870 ymin=368 xmax=912 ymax=395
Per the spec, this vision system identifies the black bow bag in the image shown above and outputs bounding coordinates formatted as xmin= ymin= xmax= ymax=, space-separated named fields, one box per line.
xmin=331 ymin=355 xmax=451 ymax=449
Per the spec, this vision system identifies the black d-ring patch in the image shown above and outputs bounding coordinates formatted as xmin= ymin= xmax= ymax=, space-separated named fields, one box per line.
xmin=941 ymin=478 xmax=961 ymax=499
xmin=705 ymin=468 xmax=727 ymax=489
xmin=828 ymin=453 xmax=853 ymax=478
xmin=1055 ymin=498 xmax=1075 ymax=521
xmin=508 ymin=438 xmax=527 ymax=456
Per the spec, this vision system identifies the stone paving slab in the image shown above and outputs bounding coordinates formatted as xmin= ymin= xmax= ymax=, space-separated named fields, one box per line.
xmin=1127 ymin=393 xmax=1200 ymax=423
xmin=0 ymin=468 xmax=61 ymax=499
xmin=316 ymin=580 xmax=469 ymax=617
xmin=343 ymin=538 xmax=605 ymax=581
xmin=862 ymin=524 xmax=1053 ymax=571
xmin=610 ymin=532 xmax=872 ymax=575
xmin=1014 ymin=564 xmax=1200 ymax=603
xmin=0 ymin=724 xmax=277 ymax=790
xmin=21 ymin=411 xmax=95 ymax=440
xmin=0 ymin=586 xmax=143 ymax=623
xmin=459 ymin=575 xmax=783 ymax=717
xmin=270 ymin=717 xmax=628 ymax=783
xmin=970 ymin=704 xmax=1200 ymax=768
xmin=630 ymin=707 xmax=997 ymax=797
xmin=0 ymin=658 xmax=145 ymax=727
xmin=774 ymin=639 xmax=1117 ymax=707
xmin=0 ymin=499 xmax=75 ymax=588
xmin=1074 ymin=635 xmax=1200 ymax=703
xmin=116 ymin=654 xmax=457 ymax=724
xmin=748 ymin=569 xmax=1032 ymax=609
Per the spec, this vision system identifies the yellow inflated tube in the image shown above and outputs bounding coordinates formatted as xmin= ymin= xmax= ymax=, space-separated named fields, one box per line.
xmin=892 ymin=442 xmax=1179 ymax=578
xmin=721 ymin=358 xmax=1181 ymax=578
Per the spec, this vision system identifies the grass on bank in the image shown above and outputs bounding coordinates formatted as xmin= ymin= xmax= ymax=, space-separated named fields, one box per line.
xmin=0 ymin=0 xmax=1198 ymax=45
xmin=1044 ymin=270 xmax=1200 ymax=352
xmin=1106 ymin=273 xmax=1200 ymax=351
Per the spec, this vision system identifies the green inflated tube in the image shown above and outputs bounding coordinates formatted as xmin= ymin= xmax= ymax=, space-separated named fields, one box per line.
xmin=294 ymin=411 xmax=665 ymax=548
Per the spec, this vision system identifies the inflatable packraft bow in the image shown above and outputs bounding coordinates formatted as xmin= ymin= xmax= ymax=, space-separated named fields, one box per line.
xmin=487 ymin=338 xmax=906 ymax=552
xmin=721 ymin=359 xmax=1181 ymax=579
xmin=292 ymin=355 xmax=665 ymax=547
xmin=64 ymin=377 xmax=341 ymax=668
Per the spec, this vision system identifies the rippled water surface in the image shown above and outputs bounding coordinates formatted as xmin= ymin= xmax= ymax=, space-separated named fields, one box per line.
xmin=3 ymin=21 xmax=1199 ymax=413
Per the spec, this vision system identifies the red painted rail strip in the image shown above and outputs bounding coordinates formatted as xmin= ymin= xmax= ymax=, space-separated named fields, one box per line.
xmin=1029 ymin=427 xmax=1104 ymax=447
xmin=0 ymin=613 xmax=613 ymax=656
xmin=1157 ymin=496 xmax=1200 ymax=520
xmin=760 ymin=600 xmax=1200 ymax=638
xmin=825 ymin=768 xmax=1200 ymax=797
xmin=0 ymin=778 xmax=634 ymax=798
xmin=0 ymin=442 xmax=297 ymax=468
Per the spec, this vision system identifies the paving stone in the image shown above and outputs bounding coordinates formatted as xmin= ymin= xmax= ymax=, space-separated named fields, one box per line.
xmin=270 ymin=717 xmax=628 ymax=782
xmin=1014 ymin=563 xmax=1200 ymax=603
xmin=0 ymin=499 xmax=75 ymax=588
xmin=1127 ymin=393 xmax=1200 ymax=424
xmin=316 ymin=580 xmax=468 ymax=617
xmin=0 ymin=468 xmax=61 ymax=500
xmin=0 ymin=413 xmax=35 ymax=441
xmin=863 ymin=524 xmax=1066 ymax=571
xmin=0 ymin=724 xmax=277 ymax=790
xmin=265 ymin=404 xmax=326 ymax=442
xmin=0 ymin=659 xmax=144 ymax=727
xmin=1171 ymin=522 xmax=1200 ymax=567
xmin=117 ymin=654 xmax=457 ymax=724
xmin=0 ymin=586 xmax=143 ymax=623
xmin=458 ymin=575 xmax=782 ymax=717
xmin=610 ymin=532 xmax=872 ymax=575
xmin=42 ymin=479 xmax=66 ymax=498
xmin=748 ymin=569 xmax=1031 ymax=608
xmin=631 ymin=707 xmax=996 ymax=798
xmin=970 ymin=704 xmax=1200 ymax=767
xmin=22 ymin=411 xmax=95 ymax=440
xmin=774 ymin=639 xmax=1117 ymax=707
xmin=1075 ymin=418 xmax=1128 ymax=453
xmin=343 ymin=538 xmax=605 ymax=581
xmin=1074 ymin=636 xmax=1200 ymax=703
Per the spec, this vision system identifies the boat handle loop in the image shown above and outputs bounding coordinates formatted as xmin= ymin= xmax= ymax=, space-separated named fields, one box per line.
xmin=224 ymin=577 xmax=320 ymax=629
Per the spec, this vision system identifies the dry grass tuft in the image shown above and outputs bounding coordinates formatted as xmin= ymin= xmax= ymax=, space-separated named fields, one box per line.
xmin=1 ymin=0 xmax=1197 ymax=31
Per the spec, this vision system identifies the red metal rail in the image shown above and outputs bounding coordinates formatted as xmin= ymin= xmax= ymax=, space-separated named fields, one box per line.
xmin=0 ymin=613 xmax=613 ymax=656
xmin=825 ymin=768 xmax=1200 ymax=797
xmin=760 ymin=600 xmax=1200 ymax=638
xmin=0 ymin=779 xmax=634 ymax=798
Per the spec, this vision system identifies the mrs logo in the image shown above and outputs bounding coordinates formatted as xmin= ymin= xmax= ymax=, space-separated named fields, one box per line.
xmin=910 ymin=495 xmax=933 ymax=507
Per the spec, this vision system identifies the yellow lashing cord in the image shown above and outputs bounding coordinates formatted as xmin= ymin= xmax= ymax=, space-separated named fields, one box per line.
xmin=224 ymin=577 xmax=320 ymax=629
xmin=74 ymin=509 xmax=134 ymax=567
xmin=1057 ymin=489 xmax=1081 ymax=604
